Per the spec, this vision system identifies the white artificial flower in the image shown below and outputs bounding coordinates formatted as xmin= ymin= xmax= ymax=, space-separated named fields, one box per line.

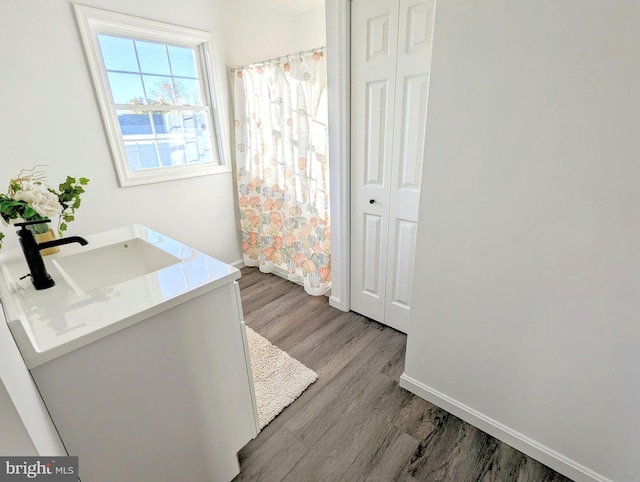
xmin=14 ymin=181 xmax=62 ymax=218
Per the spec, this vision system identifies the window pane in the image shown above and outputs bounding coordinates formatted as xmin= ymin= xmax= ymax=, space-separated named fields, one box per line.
xmin=158 ymin=141 xmax=185 ymax=166
xmin=174 ymin=78 xmax=202 ymax=106
xmin=162 ymin=111 xmax=184 ymax=135
xmin=151 ymin=113 xmax=169 ymax=134
xmin=198 ymin=111 xmax=213 ymax=162
xmin=186 ymin=138 xmax=208 ymax=162
xmin=125 ymin=142 xmax=160 ymax=169
xmin=154 ymin=111 xmax=213 ymax=165
xmin=135 ymin=40 xmax=170 ymax=75
xmin=184 ymin=112 xmax=212 ymax=162
xmin=168 ymin=46 xmax=198 ymax=78
xmin=125 ymin=144 xmax=141 ymax=170
xmin=98 ymin=35 xmax=138 ymax=72
xmin=117 ymin=110 xmax=152 ymax=135
xmin=121 ymin=110 xmax=213 ymax=168
xmin=184 ymin=111 xmax=212 ymax=162
xmin=107 ymin=72 xmax=145 ymax=104
xmin=183 ymin=111 xmax=207 ymax=138
xmin=144 ymin=75 xmax=175 ymax=104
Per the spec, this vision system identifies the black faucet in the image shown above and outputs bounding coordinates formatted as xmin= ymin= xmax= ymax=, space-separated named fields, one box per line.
xmin=15 ymin=219 xmax=89 ymax=290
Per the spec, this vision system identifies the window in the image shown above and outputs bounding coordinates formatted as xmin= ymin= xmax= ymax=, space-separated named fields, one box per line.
xmin=74 ymin=5 xmax=228 ymax=186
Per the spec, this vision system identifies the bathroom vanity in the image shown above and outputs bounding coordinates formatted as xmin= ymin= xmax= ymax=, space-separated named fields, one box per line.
xmin=0 ymin=225 xmax=259 ymax=481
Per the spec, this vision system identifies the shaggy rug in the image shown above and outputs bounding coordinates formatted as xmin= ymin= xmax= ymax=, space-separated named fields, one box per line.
xmin=245 ymin=327 xmax=318 ymax=429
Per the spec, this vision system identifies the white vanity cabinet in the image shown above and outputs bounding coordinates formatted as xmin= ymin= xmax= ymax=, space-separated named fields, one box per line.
xmin=0 ymin=225 xmax=259 ymax=482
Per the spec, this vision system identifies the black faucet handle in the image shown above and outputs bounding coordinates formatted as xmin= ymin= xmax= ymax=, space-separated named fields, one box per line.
xmin=15 ymin=219 xmax=52 ymax=228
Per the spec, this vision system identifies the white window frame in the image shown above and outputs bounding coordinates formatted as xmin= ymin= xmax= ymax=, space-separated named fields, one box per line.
xmin=74 ymin=4 xmax=229 ymax=187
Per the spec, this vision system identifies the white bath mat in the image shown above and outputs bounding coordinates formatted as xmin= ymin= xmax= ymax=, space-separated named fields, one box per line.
xmin=246 ymin=326 xmax=318 ymax=429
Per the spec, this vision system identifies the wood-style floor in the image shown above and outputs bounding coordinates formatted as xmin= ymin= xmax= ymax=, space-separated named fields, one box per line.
xmin=234 ymin=268 xmax=572 ymax=482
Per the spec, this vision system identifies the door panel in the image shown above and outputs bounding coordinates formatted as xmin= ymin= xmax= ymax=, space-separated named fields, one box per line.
xmin=385 ymin=215 xmax=419 ymax=331
xmin=364 ymin=80 xmax=390 ymax=185
xmin=352 ymin=0 xmax=435 ymax=332
xmin=389 ymin=218 xmax=418 ymax=309
xmin=384 ymin=0 xmax=434 ymax=332
xmin=367 ymin=13 xmax=392 ymax=60
xmin=397 ymin=74 xmax=430 ymax=190
xmin=351 ymin=0 xmax=399 ymax=322
xmin=405 ymin=0 xmax=435 ymax=54
xmin=362 ymin=214 xmax=384 ymax=296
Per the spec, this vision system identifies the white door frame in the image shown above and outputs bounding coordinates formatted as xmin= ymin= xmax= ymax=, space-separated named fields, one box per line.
xmin=326 ymin=0 xmax=351 ymax=312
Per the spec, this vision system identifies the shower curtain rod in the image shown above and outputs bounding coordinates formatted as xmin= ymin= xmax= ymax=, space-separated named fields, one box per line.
xmin=230 ymin=46 xmax=326 ymax=72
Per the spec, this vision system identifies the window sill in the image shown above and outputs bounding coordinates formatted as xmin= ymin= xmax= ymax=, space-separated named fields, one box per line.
xmin=116 ymin=162 xmax=231 ymax=187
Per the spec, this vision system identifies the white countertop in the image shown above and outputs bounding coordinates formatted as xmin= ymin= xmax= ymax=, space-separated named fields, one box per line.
xmin=0 ymin=225 xmax=240 ymax=369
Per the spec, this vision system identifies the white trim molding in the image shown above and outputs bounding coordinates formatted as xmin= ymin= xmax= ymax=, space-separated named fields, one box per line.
xmin=229 ymin=260 xmax=245 ymax=270
xmin=399 ymin=374 xmax=614 ymax=482
xmin=73 ymin=4 xmax=231 ymax=187
xmin=326 ymin=0 xmax=351 ymax=312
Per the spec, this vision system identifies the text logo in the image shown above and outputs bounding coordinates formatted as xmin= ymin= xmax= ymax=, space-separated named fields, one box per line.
xmin=0 ymin=457 xmax=78 ymax=481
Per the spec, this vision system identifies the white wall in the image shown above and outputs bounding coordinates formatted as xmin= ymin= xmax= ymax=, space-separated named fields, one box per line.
xmin=0 ymin=0 xmax=241 ymax=263
xmin=290 ymin=5 xmax=326 ymax=54
xmin=219 ymin=1 xmax=293 ymax=67
xmin=221 ymin=1 xmax=325 ymax=67
xmin=0 ymin=308 xmax=65 ymax=456
xmin=0 ymin=384 xmax=37 ymax=456
xmin=402 ymin=2 xmax=640 ymax=482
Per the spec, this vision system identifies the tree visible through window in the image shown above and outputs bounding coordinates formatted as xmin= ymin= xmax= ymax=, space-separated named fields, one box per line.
xmin=74 ymin=5 xmax=227 ymax=186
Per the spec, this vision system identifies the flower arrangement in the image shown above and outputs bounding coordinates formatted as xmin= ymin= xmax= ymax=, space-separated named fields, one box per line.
xmin=0 ymin=166 xmax=89 ymax=251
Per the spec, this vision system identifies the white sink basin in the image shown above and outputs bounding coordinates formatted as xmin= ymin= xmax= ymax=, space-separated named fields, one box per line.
xmin=0 ymin=224 xmax=240 ymax=368
xmin=53 ymin=238 xmax=180 ymax=294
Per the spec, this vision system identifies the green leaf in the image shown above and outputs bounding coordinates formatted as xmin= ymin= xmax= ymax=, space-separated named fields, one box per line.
xmin=3 ymin=172 xmax=90 ymax=243
xmin=23 ymin=206 xmax=38 ymax=219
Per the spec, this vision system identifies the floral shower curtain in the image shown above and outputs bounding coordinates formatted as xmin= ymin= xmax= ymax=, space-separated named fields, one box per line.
xmin=233 ymin=49 xmax=331 ymax=296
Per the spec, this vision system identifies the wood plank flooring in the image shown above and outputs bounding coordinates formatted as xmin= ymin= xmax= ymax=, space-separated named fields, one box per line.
xmin=234 ymin=268 xmax=572 ymax=482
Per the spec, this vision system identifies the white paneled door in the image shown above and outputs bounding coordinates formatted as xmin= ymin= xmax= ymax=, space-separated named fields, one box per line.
xmin=351 ymin=0 xmax=435 ymax=333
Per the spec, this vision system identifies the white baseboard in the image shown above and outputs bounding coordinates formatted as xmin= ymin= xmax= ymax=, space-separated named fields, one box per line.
xmin=230 ymin=260 xmax=245 ymax=269
xmin=399 ymin=374 xmax=612 ymax=482
xmin=329 ymin=295 xmax=349 ymax=312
